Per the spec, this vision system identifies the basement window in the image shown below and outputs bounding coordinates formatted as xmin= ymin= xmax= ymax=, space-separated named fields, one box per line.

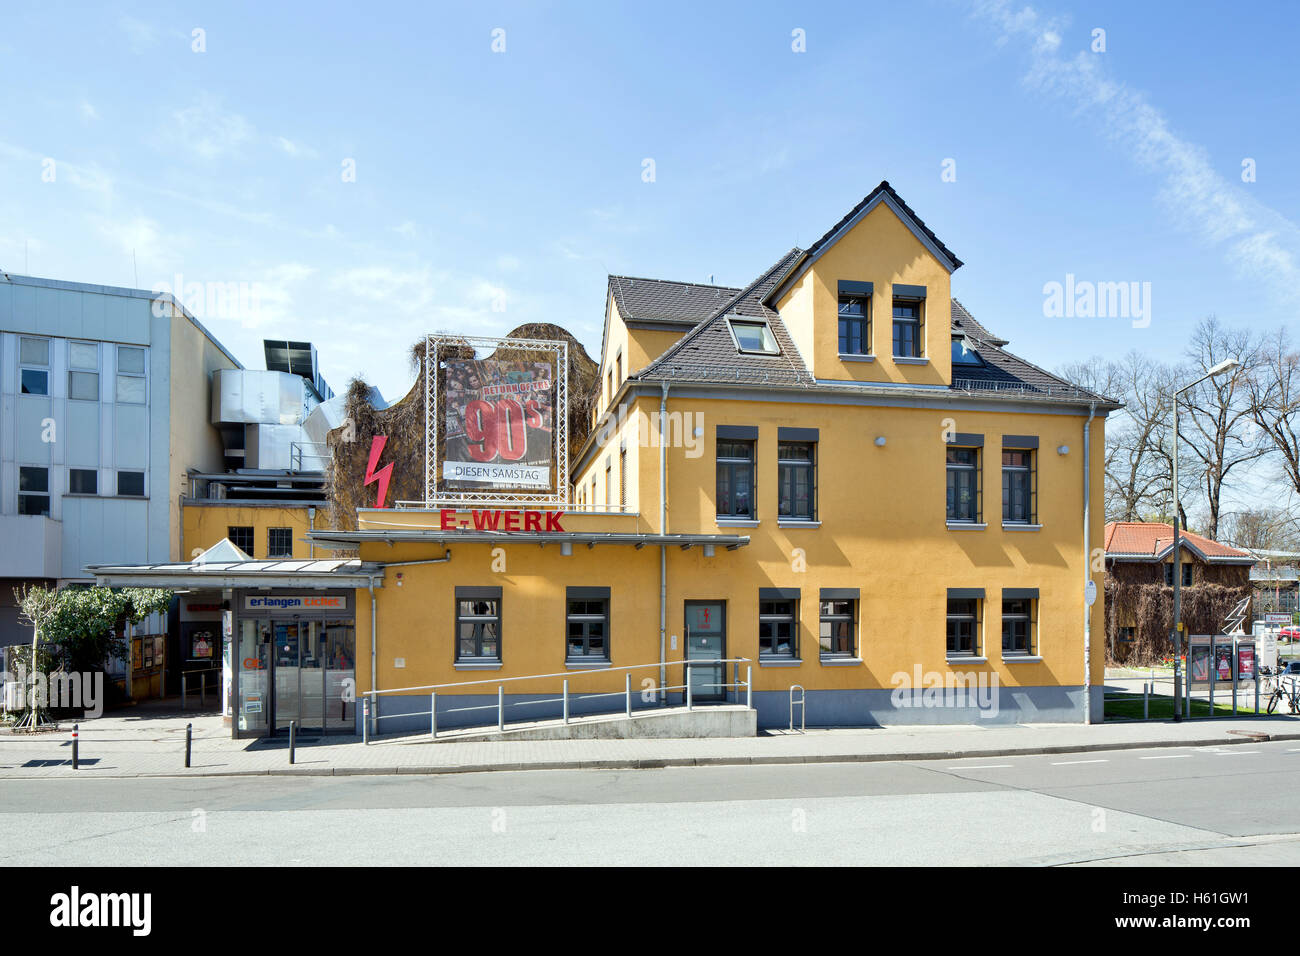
xmin=727 ymin=317 xmax=779 ymax=355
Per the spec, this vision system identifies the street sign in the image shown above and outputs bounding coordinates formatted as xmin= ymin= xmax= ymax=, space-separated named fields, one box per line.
xmin=1084 ymin=580 xmax=1097 ymax=607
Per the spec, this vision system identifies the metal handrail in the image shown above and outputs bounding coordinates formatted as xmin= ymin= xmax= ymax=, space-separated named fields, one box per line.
xmin=789 ymin=684 xmax=805 ymax=732
xmin=366 ymin=658 xmax=752 ymax=697
xmin=362 ymin=658 xmax=753 ymax=743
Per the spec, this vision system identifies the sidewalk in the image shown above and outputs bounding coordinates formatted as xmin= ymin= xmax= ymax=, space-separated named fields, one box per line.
xmin=2 ymin=709 xmax=1299 ymax=779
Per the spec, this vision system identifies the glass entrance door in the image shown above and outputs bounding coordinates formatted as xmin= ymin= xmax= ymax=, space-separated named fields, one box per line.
xmin=237 ymin=620 xmax=271 ymax=734
xmin=273 ymin=619 xmax=325 ymax=735
xmin=323 ymin=620 xmax=356 ymax=731
xmin=685 ymin=601 xmax=726 ymax=702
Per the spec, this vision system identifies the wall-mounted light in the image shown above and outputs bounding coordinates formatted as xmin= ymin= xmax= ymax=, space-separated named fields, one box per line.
xmin=1057 ymin=445 xmax=1070 ymax=456
xmin=874 ymin=436 xmax=887 ymax=447
xmin=703 ymin=544 xmax=715 ymax=557
xmin=560 ymin=541 xmax=573 ymax=556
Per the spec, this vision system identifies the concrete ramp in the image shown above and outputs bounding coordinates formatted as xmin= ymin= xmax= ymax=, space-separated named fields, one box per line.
xmin=413 ymin=705 xmax=757 ymax=743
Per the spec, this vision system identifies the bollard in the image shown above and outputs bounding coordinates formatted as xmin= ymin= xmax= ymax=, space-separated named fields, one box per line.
xmin=289 ymin=721 xmax=296 ymax=765
xmin=498 ymin=686 xmax=504 ymax=732
xmin=185 ymin=722 xmax=192 ymax=768
xmin=1143 ymin=683 xmax=1149 ymax=720
xmin=72 ymin=723 xmax=79 ymax=770
xmin=430 ymin=691 xmax=437 ymax=739
xmin=625 ymin=673 xmax=632 ymax=718
xmin=363 ymin=696 xmax=370 ymax=744
xmin=563 ymin=679 xmax=570 ymax=725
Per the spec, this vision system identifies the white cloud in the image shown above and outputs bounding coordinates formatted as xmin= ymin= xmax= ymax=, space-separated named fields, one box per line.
xmin=171 ymin=94 xmax=254 ymax=160
xmin=274 ymin=136 xmax=319 ymax=159
xmin=973 ymin=0 xmax=1300 ymax=302
xmin=79 ymin=100 xmax=98 ymax=122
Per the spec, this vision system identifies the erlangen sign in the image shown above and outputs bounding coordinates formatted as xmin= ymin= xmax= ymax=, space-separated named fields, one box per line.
xmin=439 ymin=509 xmax=566 ymax=532
xmin=245 ymin=595 xmax=347 ymax=611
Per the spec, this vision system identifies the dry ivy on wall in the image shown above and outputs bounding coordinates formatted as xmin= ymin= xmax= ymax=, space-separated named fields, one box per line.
xmin=325 ymin=325 xmax=600 ymax=536
xmin=1104 ymin=560 xmax=1252 ymax=665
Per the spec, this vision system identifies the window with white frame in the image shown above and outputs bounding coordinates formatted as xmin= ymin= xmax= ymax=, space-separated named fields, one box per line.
xmin=116 ymin=346 xmax=146 ymax=404
xmin=1001 ymin=593 xmax=1037 ymax=657
xmin=566 ymin=588 xmax=609 ymax=661
xmin=19 ymin=337 xmax=49 ymax=395
xmin=946 ymin=592 xmax=982 ymax=657
xmin=759 ymin=594 xmax=798 ymax=659
xmin=68 ymin=341 xmax=100 ymax=402
xmin=18 ymin=466 xmax=50 ymax=516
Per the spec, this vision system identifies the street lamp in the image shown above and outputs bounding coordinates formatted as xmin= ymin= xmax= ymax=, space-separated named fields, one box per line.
xmin=1172 ymin=357 xmax=1239 ymax=720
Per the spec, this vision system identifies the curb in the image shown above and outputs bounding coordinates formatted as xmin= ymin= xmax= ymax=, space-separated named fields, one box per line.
xmin=3 ymin=729 xmax=1299 ymax=780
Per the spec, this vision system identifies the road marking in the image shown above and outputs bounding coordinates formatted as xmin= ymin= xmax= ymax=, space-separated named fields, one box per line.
xmin=1050 ymin=759 xmax=1108 ymax=766
xmin=1212 ymin=750 xmax=1258 ymax=755
xmin=1140 ymin=754 xmax=1189 ymax=760
xmin=947 ymin=764 xmax=1012 ymax=770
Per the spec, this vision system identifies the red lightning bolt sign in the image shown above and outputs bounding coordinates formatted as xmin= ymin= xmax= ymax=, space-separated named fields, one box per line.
xmin=363 ymin=435 xmax=394 ymax=508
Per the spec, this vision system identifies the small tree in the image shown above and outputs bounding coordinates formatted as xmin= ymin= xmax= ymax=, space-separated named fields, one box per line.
xmin=11 ymin=584 xmax=173 ymax=730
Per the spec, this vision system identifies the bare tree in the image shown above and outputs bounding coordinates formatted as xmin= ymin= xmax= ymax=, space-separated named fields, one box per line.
xmin=1248 ymin=326 xmax=1300 ymax=500
xmin=1220 ymin=507 xmax=1300 ymax=552
xmin=1174 ymin=317 xmax=1269 ymax=539
xmin=1058 ymin=351 xmax=1177 ymax=522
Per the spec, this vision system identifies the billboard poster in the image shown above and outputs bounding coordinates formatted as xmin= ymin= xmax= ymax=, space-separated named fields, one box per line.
xmin=1214 ymin=641 xmax=1234 ymax=681
xmin=443 ymin=359 xmax=554 ymax=489
xmin=1238 ymin=643 xmax=1255 ymax=682
xmin=1188 ymin=643 xmax=1211 ymax=682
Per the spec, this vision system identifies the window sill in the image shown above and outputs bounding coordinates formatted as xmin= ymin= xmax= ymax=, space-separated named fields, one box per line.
xmin=946 ymin=656 xmax=987 ymax=665
xmin=1002 ymin=522 xmax=1042 ymax=532
xmin=716 ymin=518 xmax=760 ymax=527
xmin=838 ymin=354 xmax=875 ymax=363
xmin=893 ymin=356 xmax=929 ymax=365
xmin=565 ymin=659 xmax=612 ymax=669
xmin=454 ymin=661 xmax=503 ymax=671
xmin=1003 ymin=655 xmax=1043 ymax=663
xmin=946 ymin=521 xmax=987 ymax=531
xmin=760 ymin=657 xmax=802 ymax=667
xmin=778 ymin=519 xmax=821 ymax=528
xmin=820 ymin=656 xmax=863 ymax=666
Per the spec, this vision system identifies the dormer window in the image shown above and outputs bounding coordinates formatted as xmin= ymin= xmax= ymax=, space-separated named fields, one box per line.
xmin=951 ymin=335 xmax=983 ymax=366
xmin=728 ymin=317 xmax=779 ymax=355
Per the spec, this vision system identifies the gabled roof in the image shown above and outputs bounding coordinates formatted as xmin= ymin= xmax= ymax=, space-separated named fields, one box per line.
xmin=765 ymin=181 xmax=963 ymax=306
xmin=608 ymin=275 xmax=741 ymax=326
xmin=1104 ymin=522 xmax=1254 ymax=564
xmin=634 ymin=249 xmax=814 ymax=386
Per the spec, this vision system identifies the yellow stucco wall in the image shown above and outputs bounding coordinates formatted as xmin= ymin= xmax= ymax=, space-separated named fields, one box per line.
xmin=776 ymin=200 xmax=953 ymax=385
xmin=167 ymin=309 xmax=239 ymax=560
xmin=183 ymin=502 xmax=315 ymax=560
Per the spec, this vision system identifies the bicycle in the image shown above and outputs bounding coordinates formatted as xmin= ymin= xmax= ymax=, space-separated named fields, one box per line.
xmin=1266 ymin=670 xmax=1300 ymax=714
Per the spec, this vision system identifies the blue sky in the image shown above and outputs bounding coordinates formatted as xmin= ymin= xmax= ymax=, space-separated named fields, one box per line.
xmin=1 ymin=0 xmax=1297 ymax=403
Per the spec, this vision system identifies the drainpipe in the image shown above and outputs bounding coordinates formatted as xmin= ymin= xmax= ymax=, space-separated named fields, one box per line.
xmin=659 ymin=382 xmax=669 ymax=703
xmin=368 ymin=576 xmax=378 ymax=737
xmin=1083 ymin=402 xmax=1097 ymax=724
xmin=308 ymin=507 xmax=316 ymax=559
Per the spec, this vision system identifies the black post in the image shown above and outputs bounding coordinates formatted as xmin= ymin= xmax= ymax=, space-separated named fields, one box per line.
xmin=289 ymin=720 xmax=296 ymax=765
xmin=72 ymin=723 xmax=79 ymax=770
xmin=185 ymin=722 xmax=192 ymax=768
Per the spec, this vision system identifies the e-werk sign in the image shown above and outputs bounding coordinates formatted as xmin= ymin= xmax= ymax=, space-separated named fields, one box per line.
xmin=435 ymin=508 xmax=566 ymax=532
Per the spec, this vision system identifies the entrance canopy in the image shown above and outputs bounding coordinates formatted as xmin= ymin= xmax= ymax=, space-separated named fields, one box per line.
xmin=87 ymin=556 xmax=383 ymax=590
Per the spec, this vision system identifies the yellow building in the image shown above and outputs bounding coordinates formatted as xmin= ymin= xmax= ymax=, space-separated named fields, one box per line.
xmin=96 ymin=182 xmax=1117 ymax=737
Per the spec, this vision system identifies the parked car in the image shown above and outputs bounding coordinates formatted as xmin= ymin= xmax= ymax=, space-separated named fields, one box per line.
xmin=1280 ymin=625 xmax=1300 ymax=642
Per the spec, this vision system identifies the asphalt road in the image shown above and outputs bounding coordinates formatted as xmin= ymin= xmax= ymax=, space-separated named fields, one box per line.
xmin=3 ymin=740 xmax=1300 ymax=865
